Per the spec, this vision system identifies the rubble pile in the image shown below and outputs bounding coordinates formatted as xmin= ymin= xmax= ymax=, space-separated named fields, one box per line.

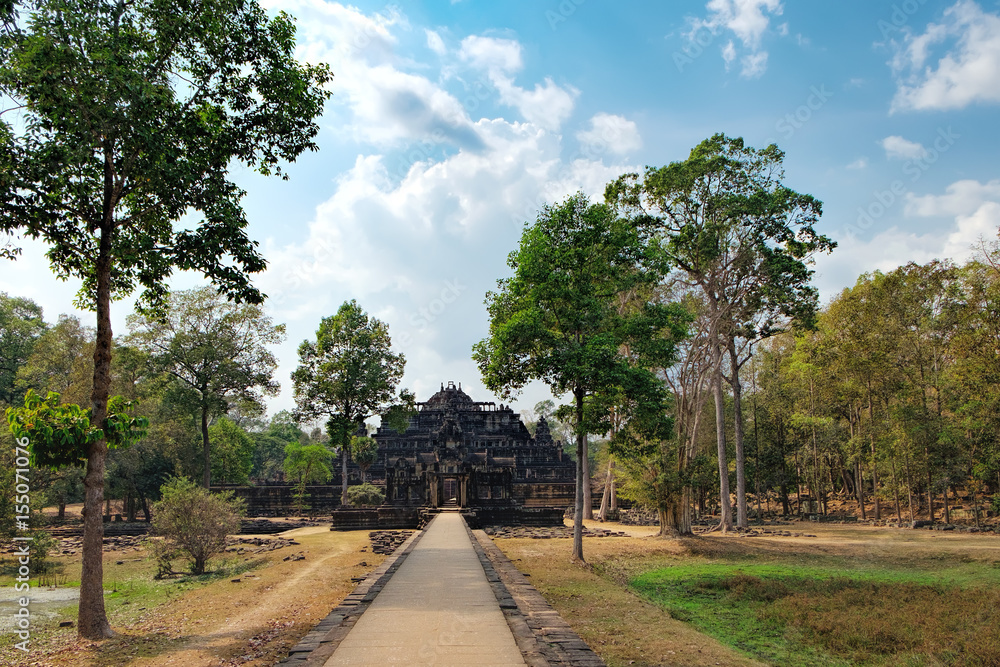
xmin=367 ymin=530 xmax=414 ymax=554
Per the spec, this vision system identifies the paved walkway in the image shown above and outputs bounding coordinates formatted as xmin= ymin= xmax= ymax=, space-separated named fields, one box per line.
xmin=324 ymin=512 xmax=526 ymax=666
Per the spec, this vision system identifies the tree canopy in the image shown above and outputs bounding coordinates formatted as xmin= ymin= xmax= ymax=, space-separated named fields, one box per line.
xmin=126 ymin=286 xmax=284 ymax=488
xmin=474 ymin=192 xmax=687 ymax=562
xmin=0 ymin=0 xmax=330 ymax=638
xmin=292 ymin=300 xmax=410 ymax=506
xmin=607 ymin=134 xmax=834 ymax=531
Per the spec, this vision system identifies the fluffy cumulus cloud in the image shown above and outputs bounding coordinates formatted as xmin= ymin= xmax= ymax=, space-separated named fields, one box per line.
xmin=880 ymin=135 xmax=927 ymax=160
xmin=890 ymin=0 xmax=1000 ymax=111
xmin=814 ymin=178 xmax=1000 ymax=299
xmin=459 ymin=35 xmax=578 ymax=131
xmin=248 ymin=3 xmax=634 ymax=411
xmin=576 ymin=113 xmax=642 ymax=155
xmin=691 ymin=0 xmax=783 ymax=78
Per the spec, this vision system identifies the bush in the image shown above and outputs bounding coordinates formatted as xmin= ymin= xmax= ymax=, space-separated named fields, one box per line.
xmin=346 ymin=483 xmax=384 ymax=507
xmin=150 ymin=477 xmax=244 ymax=575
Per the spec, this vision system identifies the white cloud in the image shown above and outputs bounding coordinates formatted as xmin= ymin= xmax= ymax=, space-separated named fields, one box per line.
xmin=846 ymin=157 xmax=868 ymax=170
xmin=890 ymin=1 xmax=1000 ymax=111
xmin=459 ymin=35 xmax=523 ymax=74
xmin=690 ymin=0 xmax=783 ymax=78
xmin=492 ymin=76 xmax=579 ymax=132
xmin=576 ymin=113 xmax=642 ymax=155
xmin=459 ymin=35 xmax=578 ymax=131
xmin=722 ymin=40 xmax=737 ymax=69
xmin=905 ymin=178 xmax=1000 ymax=217
xmin=740 ymin=51 xmax=769 ymax=78
xmin=426 ymin=29 xmax=446 ymax=56
xmin=881 ymin=135 xmax=928 ymax=160
xmin=815 ymin=178 xmax=1000 ymax=301
xmin=259 ymin=114 xmax=639 ymax=410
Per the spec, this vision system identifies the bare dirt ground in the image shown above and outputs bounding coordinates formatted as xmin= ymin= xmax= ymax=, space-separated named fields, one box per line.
xmin=6 ymin=526 xmax=385 ymax=667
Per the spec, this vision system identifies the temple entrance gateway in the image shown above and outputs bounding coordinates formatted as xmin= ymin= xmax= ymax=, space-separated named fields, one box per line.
xmin=331 ymin=381 xmax=576 ymax=529
xmin=377 ymin=382 xmax=575 ymax=509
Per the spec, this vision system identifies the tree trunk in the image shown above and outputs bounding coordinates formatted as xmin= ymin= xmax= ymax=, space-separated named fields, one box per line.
xmin=903 ymin=450 xmax=915 ymax=522
xmin=926 ymin=455 xmax=934 ymax=522
xmin=610 ymin=469 xmax=617 ymax=512
xmin=79 ymin=228 xmax=114 ymax=639
xmin=571 ymin=387 xmax=585 ymax=563
xmin=867 ymin=392 xmax=880 ymax=520
xmin=201 ymin=403 xmax=211 ymax=489
xmin=341 ymin=445 xmax=349 ymax=507
xmin=729 ymin=343 xmax=747 ymax=529
xmin=597 ymin=459 xmax=612 ymax=521
xmin=856 ymin=460 xmax=866 ymax=520
xmin=889 ymin=455 xmax=903 ymax=522
xmin=712 ymin=360 xmax=733 ymax=532
xmin=58 ymin=503 xmax=66 ymax=520
xmin=582 ymin=433 xmax=593 ymax=520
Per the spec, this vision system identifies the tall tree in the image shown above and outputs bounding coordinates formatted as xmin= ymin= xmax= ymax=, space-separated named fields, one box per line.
xmin=126 ymin=287 xmax=284 ymax=488
xmin=0 ymin=293 xmax=45 ymax=406
xmin=16 ymin=314 xmax=93 ymax=406
xmin=283 ymin=440 xmax=333 ymax=514
xmin=473 ymin=193 xmax=685 ymax=563
xmin=292 ymin=300 xmax=409 ymax=506
xmin=350 ymin=434 xmax=379 ymax=483
xmin=0 ymin=0 xmax=330 ymax=638
xmin=607 ymin=134 xmax=833 ymax=531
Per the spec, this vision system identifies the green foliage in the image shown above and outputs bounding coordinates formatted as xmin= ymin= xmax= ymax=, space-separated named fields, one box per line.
xmin=292 ymin=300 xmax=408 ymax=504
xmin=1 ymin=0 xmax=328 ymax=634
xmin=283 ymin=441 xmax=333 ymax=514
xmin=0 ymin=292 xmax=45 ymax=406
xmin=293 ymin=300 xmax=408 ymax=442
xmin=0 ymin=0 xmax=333 ymax=311
xmin=208 ymin=417 xmax=254 ymax=485
xmin=283 ymin=442 xmax=333 ymax=484
xmin=350 ymin=435 xmax=378 ymax=477
xmin=150 ymin=477 xmax=244 ymax=575
xmin=6 ymin=389 xmax=148 ymax=468
xmin=126 ymin=287 xmax=285 ymax=487
xmin=474 ymin=193 xmax=681 ymax=411
xmin=474 ymin=192 xmax=687 ymax=557
xmin=14 ymin=314 xmax=93 ymax=407
xmin=346 ymin=483 xmax=385 ymax=507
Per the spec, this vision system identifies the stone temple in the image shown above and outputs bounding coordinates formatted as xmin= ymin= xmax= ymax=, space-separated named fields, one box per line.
xmin=334 ymin=381 xmax=576 ymax=528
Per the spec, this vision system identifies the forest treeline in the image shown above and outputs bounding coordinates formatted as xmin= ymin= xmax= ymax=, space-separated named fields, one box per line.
xmin=744 ymin=256 xmax=1000 ymax=526
xmin=0 ymin=287 xmax=324 ymax=525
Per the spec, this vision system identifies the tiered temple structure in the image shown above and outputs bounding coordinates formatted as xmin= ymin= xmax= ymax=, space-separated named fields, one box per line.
xmin=372 ymin=381 xmax=575 ymax=510
xmin=331 ymin=381 xmax=575 ymax=528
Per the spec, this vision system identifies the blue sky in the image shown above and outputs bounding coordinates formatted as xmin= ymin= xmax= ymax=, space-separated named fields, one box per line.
xmin=4 ymin=0 xmax=1000 ymax=418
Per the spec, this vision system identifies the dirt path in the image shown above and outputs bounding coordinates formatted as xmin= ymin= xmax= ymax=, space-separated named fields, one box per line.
xmin=22 ymin=528 xmax=385 ymax=667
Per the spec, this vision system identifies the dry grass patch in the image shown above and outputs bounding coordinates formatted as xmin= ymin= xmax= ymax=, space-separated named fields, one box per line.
xmin=497 ymin=520 xmax=1000 ymax=667
xmin=497 ymin=536 xmax=766 ymax=667
xmin=2 ymin=527 xmax=386 ymax=667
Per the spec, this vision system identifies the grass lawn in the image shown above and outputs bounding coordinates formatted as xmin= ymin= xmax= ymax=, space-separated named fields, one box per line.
xmin=497 ymin=520 xmax=1000 ymax=667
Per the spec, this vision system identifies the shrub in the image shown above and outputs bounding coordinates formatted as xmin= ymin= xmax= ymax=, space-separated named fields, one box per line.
xmin=346 ymin=483 xmax=384 ymax=507
xmin=150 ymin=477 xmax=244 ymax=575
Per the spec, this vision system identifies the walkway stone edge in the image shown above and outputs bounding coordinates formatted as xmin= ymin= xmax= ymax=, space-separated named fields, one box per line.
xmin=277 ymin=528 xmax=425 ymax=666
xmin=465 ymin=522 xmax=607 ymax=667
